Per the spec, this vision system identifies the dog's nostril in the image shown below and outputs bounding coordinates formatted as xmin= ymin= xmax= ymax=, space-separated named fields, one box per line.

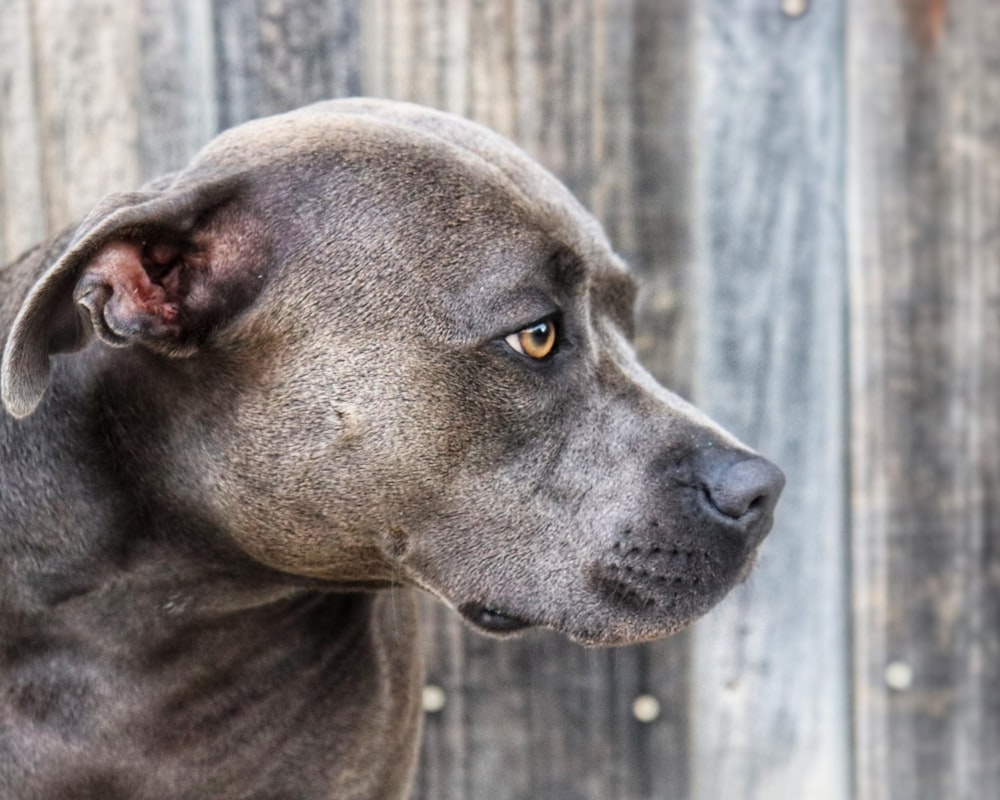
xmin=703 ymin=456 xmax=785 ymax=521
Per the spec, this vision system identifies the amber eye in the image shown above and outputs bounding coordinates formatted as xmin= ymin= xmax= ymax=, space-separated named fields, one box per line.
xmin=505 ymin=319 xmax=557 ymax=360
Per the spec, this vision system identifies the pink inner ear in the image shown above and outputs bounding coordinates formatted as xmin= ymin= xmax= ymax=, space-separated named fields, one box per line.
xmin=88 ymin=240 xmax=180 ymax=323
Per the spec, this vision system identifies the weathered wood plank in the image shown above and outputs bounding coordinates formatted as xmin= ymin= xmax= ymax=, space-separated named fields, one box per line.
xmin=137 ymin=0 xmax=218 ymax=179
xmin=30 ymin=0 xmax=141 ymax=230
xmin=621 ymin=0 xmax=699 ymax=395
xmin=0 ymin=0 xmax=140 ymax=257
xmin=363 ymin=2 xmax=698 ymax=799
xmin=0 ymin=0 xmax=47 ymax=263
xmin=213 ymin=0 xmax=362 ymax=129
xmin=849 ymin=1 xmax=1000 ymax=798
xmin=691 ymin=3 xmax=851 ymax=799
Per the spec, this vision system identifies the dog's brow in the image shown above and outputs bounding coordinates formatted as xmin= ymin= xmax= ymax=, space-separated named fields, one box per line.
xmin=546 ymin=247 xmax=587 ymax=289
xmin=597 ymin=268 xmax=638 ymax=295
xmin=590 ymin=269 xmax=639 ymax=333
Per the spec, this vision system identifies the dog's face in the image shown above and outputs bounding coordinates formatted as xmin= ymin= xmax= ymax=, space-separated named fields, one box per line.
xmin=193 ymin=102 xmax=783 ymax=646
xmin=2 ymin=100 xmax=783 ymax=646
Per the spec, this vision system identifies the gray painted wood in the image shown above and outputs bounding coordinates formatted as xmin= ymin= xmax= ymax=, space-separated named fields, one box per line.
xmin=138 ymin=0 xmax=218 ymax=179
xmin=849 ymin=1 xmax=1000 ymax=798
xmin=0 ymin=0 xmax=140 ymax=242
xmin=31 ymin=0 xmax=141 ymax=228
xmin=691 ymin=3 xmax=851 ymax=799
xmin=0 ymin=0 xmax=47 ymax=262
xmin=213 ymin=0 xmax=362 ymax=128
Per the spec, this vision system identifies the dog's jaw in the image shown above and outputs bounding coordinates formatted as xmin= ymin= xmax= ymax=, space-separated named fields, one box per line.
xmin=396 ymin=473 xmax=778 ymax=648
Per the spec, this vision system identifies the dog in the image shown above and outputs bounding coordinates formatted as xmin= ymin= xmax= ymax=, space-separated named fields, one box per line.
xmin=0 ymin=98 xmax=783 ymax=799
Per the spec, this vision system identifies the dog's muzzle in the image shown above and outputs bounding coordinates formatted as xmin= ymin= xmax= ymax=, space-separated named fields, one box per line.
xmin=588 ymin=447 xmax=785 ymax=625
xmin=455 ymin=446 xmax=784 ymax=643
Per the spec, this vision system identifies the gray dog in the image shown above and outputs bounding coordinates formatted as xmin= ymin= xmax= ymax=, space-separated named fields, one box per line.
xmin=0 ymin=99 xmax=783 ymax=799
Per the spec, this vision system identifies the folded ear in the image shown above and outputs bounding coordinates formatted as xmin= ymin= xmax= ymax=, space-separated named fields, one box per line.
xmin=1 ymin=175 xmax=267 ymax=418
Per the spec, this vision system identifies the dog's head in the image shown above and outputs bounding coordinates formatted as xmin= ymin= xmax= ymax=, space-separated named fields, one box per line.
xmin=1 ymin=99 xmax=782 ymax=646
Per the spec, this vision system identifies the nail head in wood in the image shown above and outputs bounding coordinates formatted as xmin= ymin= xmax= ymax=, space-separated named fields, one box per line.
xmin=631 ymin=694 xmax=661 ymax=723
xmin=422 ymin=684 xmax=447 ymax=713
xmin=884 ymin=661 xmax=914 ymax=692
xmin=781 ymin=0 xmax=808 ymax=18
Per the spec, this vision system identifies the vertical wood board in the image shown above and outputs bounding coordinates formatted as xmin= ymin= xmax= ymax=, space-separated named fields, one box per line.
xmin=30 ymin=0 xmax=141 ymax=229
xmin=0 ymin=0 xmax=47 ymax=263
xmin=212 ymin=0 xmax=362 ymax=130
xmin=692 ymin=3 xmax=851 ymax=799
xmin=848 ymin=1 xmax=1000 ymax=798
xmin=138 ymin=0 xmax=218 ymax=180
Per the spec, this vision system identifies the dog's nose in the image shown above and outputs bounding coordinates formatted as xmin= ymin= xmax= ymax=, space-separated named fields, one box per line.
xmin=696 ymin=451 xmax=785 ymax=530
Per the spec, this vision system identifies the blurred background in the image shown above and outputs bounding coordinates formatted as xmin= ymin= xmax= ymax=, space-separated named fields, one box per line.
xmin=1 ymin=1 xmax=996 ymax=799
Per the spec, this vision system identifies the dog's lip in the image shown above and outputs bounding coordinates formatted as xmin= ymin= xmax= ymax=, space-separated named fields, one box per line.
xmin=458 ymin=602 xmax=534 ymax=634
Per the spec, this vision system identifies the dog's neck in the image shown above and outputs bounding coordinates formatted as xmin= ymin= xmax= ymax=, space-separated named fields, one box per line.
xmin=0 ymin=369 xmax=422 ymax=798
xmin=0 ymin=341 xmax=395 ymax=611
xmin=0 ymin=359 xmax=372 ymax=651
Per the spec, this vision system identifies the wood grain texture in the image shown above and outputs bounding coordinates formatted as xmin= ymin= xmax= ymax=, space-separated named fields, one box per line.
xmin=30 ymin=0 xmax=141 ymax=229
xmin=213 ymin=0 xmax=362 ymax=129
xmin=849 ymin=1 xmax=1000 ymax=798
xmin=0 ymin=0 xmax=140 ymax=257
xmin=691 ymin=3 xmax=850 ymax=799
xmin=138 ymin=0 xmax=218 ymax=179
xmin=0 ymin=0 xmax=47 ymax=262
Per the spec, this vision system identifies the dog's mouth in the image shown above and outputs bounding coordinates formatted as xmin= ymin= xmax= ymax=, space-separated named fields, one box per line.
xmin=458 ymin=602 xmax=534 ymax=635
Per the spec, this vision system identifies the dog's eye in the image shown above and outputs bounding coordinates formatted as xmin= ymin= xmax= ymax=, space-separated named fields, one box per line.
xmin=505 ymin=319 xmax=557 ymax=360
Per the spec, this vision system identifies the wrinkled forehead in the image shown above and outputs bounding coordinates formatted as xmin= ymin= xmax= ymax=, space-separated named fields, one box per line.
xmin=191 ymin=101 xmax=635 ymax=328
xmin=194 ymin=100 xmax=628 ymax=264
xmin=314 ymin=99 xmax=614 ymax=249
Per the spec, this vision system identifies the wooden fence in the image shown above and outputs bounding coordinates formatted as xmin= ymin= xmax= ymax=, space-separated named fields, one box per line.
xmin=1 ymin=1 xmax=996 ymax=798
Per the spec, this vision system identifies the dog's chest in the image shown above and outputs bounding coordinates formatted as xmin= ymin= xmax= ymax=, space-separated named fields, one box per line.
xmin=0 ymin=589 xmax=421 ymax=799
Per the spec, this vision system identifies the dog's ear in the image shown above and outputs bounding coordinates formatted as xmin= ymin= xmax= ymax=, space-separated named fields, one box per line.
xmin=1 ymin=176 xmax=268 ymax=418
